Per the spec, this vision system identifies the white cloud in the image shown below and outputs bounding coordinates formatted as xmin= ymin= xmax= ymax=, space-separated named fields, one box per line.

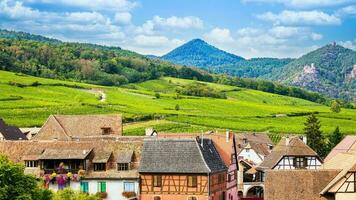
xmin=339 ymin=40 xmax=356 ymax=50
xmin=114 ymin=12 xmax=132 ymax=24
xmin=242 ymin=0 xmax=351 ymax=8
xmin=310 ymin=32 xmax=323 ymax=40
xmin=269 ymin=26 xmax=302 ymax=38
xmin=23 ymin=0 xmax=138 ymax=11
xmin=136 ymin=15 xmax=204 ymax=34
xmin=152 ymin=16 xmax=203 ymax=29
xmin=337 ymin=5 xmax=356 ymax=16
xmin=204 ymin=27 xmax=234 ymax=44
xmin=257 ymin=10 xmax=341 ymax=25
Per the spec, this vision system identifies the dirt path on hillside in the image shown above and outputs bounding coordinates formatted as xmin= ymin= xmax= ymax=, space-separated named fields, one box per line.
xmin=81 ymin=89 xmax=106 ymax=102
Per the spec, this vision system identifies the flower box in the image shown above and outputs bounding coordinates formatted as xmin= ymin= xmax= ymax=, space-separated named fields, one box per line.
xmin=122 ymin=191 xmax=136 ymax=198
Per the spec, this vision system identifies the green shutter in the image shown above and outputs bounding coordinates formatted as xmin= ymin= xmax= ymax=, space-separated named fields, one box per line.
xmin=80 ymin=182 xmax=88 ymax=193
xmin=101 ymin=182 xmax=106 ymax=192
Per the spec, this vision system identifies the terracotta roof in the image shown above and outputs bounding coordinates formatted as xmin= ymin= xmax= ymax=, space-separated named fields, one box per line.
xmin=0 ymin=119 xmax=28 ymax=140
xmin=39 ymin=148 xmax=92 ymax=160
xmin=93 ymin=150 xmax=112 ymax=163
xmin=265 ymin=170 xmax=340 ymax=200
xmin=258 ymin=136 xmax=318 ymax=170
xmin=34 ymin=115 xmax=122 ymax=140
xmin=324 ymin=135 xmax=356 ymax=162
xmin=139 ymin=138 xmax=226 ymax=174
xmin=117 ymin=150 xmax=134 ymax=163
xmin=235 ymin=133 xmax=272 ymax=157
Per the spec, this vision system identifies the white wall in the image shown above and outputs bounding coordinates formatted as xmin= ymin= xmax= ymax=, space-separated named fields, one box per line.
xmin=274 ymin=156 xmax=322 ymax=170
xmin=85 ymin=179 xmax=139 ymax=200
xmin=47 ymin=179 xmax=139 ymax=200
xmin=238 ymin=149 xmax=263 ymax=164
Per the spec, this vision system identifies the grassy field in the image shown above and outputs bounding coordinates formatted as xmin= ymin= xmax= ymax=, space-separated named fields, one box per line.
xmin=0 ymin=70 xmax=355 ymax=136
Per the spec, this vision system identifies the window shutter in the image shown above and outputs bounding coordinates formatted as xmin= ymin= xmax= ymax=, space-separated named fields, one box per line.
xmin=102 ymin=182 xmax=106 ymax=192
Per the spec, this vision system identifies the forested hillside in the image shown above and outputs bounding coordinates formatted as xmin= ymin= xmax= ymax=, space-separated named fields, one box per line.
xmin=0 ymin=29 xmax=347 ymax=107
xmin=161 ymin=39 xmax=244 ymax=67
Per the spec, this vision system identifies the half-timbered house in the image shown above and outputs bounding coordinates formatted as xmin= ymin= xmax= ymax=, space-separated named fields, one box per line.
xmin=139 ymin=138 xmax=227 ymax=200
xmin=258 ymin=136 xmax=322 ymax=170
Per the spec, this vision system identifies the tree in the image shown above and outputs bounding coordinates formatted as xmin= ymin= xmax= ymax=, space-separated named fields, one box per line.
xmin=304 ymin=114 xmax=327 ymax=158
xmin=0 ymin=155 xmax=51 ymax=200
xmin=53 ymin=188 xmax=100 ymax=200
xmin=155 ymin=92 xmax=160 ymax=99
xmin=328 ymin=126 xmax=343 ymax=152
xmin=330 ymin=100 xmax=341 ymax=113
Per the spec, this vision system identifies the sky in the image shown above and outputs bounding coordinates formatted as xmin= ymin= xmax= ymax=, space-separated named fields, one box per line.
xmin=0 ymin=0 xmax=355 ymax=58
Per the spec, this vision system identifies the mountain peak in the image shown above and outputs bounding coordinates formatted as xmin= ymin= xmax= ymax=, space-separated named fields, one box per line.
xmin=161 ymin=38 xmax=244 ymax=68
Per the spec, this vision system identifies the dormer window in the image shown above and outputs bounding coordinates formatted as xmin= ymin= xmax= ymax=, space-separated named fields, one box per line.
xmin=101 ymin=127 xmax=112 ymax=135
xmin=293 ymin=157 xmax=307 ymax=169
xmin=94 ymin=163 xmax=106 ymax=171
xmin=243 ymin=138 xmax=247 ymax=144
xmin=118 ymin=163 xmax=129 ymax=171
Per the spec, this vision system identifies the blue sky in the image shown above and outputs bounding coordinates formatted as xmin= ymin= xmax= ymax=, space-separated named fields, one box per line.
xmin=0 ymin=0 xmax=355 ymax=58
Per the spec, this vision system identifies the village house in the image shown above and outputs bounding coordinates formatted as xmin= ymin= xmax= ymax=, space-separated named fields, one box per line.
xmin=33 ymin=115 xmax=122 ymax=141
xmin=258 ymin=136 xmax=322 ymax=171
xmin=0 ymin=140 xmax=141 ymax=200
xmin=0 ymin=118 xmax=27 ymax=140
xmin=233 ymin=133 xmax=273 ymax=199
xmin=208 ymin=131 xmax=239 ymax=200
xmin=319 ymin=143 xmax=356 ymax=200
xmin=139 ymin=138 xmax=227 ymax=200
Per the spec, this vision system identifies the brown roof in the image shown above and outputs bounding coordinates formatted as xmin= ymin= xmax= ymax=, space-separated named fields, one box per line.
xmin=92 ymin=150 xmax=112 ymax=163
xmin=324 ymin=135 xmax=356 ymax=162
xmin=0 ymin=140 xmax=142 ymax=179
xmin=235 ymin=133 xmax=273 ymax=157
xmin=265 ymin=170 xmax=340 ymax=200
xmin=117 ymin=150 xmax=134 ymax=163
xmin=39 ymin=148 xmax=92 ymax=160
xmin=259 ymin=136 xmax=319 ymax=170
xmin=34 ymin=115 xmax=122 ymax=141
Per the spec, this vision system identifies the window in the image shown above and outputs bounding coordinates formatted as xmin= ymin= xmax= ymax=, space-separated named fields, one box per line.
xmin=153 ymin=196 xmax=161 ymax=200
xmin=118 ymin=163 xmax=129 ymax=171
xmin=124 ymin=182 xmax=135 ymax=192
xmin=101 ymin=127 xmax=112 ymax=135
xmin=97 ymin=182 xmax=106 ymax=192
xmin=293 ymin=157 xmax=307 ymax=169
xmin=153 ymin=175 xmax=162 ymax=187
xmin=219 ymin=193 xmax=225 ymax=200
xmin=228 ymin=173 xmax=232 ymax=182
xmin=94 ymin=163 xmax=106 ymax=171
xmin=80 ymin=182 xmax=89 ymax=193
xmin=187 ymin=176 xmax=197 ymax=187
xmin=25 ymin=160 xmax=38 ymax=168
xmin=188 ymin=197 xmax=197 ymax=200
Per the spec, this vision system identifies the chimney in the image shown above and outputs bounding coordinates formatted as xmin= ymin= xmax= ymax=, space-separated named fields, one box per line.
xmin=201 ymin=131 xmax=204 ymax=148
xmin=226 ymin=129 xmax=230 ymax=142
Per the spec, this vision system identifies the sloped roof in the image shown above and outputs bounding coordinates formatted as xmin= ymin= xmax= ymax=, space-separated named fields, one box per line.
xmin=0 ymin=119 xmax=28 ymax=140
xmin=265 ymin=170 xmax=339 ymax=200
xmin=117 ymin=150 xmax=134 ymax=163
xmin=235 ymin=133 xmax=272 ymax=157
xmin=39 ymin=148 xmax=92 ymax=160
xmin=324 ymin=135 xmax=356 ymax=162
xmin=320 ymin=152 xmax=356 ymax=194
xmin=93 ymin=150 xmax=112 ymax=163
xmin=139 ymin=138 xmax=226 ymax=174
xmin=34 ymin=115 xmax=122 ymax=140
xmin=258 ymin=136 xmax=319 ymax=170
